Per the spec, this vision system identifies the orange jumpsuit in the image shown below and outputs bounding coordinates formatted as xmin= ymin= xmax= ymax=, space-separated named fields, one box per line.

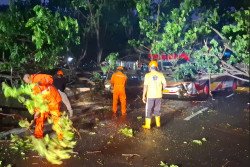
xmin=110 ymin=71 xmax=127 ymax=115
xmin=30 ymin=74 xmax=62 ymax=139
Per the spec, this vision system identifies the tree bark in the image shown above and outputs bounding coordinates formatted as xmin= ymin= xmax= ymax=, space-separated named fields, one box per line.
xmin=76 ymin=42 xmax=88 ymax=69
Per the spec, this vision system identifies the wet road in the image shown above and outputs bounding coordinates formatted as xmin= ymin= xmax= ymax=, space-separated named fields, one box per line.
xmin=0 ymin=88 xmax=249 ymax=167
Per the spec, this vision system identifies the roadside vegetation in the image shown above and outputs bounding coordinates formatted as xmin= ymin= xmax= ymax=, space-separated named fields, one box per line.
xmin=129 ymin=0 xmax=249 ymax=81
xmin=0 ymin=0 xmax=248 ymax=84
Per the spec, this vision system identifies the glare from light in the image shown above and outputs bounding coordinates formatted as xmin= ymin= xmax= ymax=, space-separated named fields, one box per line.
xmin=67 ymin=57 xmax=73 ymax=62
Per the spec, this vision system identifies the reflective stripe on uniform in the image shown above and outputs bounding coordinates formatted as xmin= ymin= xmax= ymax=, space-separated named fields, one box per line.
xmin=38 ymin=86 xmax=52 ymax=95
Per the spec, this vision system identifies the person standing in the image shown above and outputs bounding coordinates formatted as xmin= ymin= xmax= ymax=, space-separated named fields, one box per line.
xmin=53 ymin=71 xmax=73 ymax=117
xmin=111 ymin=66 xmax=127 ymax=116
xmin=142 ymin=60 xmax=167 ymax=129
xmin=23 ymin=74 xmax=63 ymax=139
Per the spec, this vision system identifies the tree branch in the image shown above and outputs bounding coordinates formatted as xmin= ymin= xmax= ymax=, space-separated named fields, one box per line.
xmin=223 ymin=72 xmax=249 ymax=82
xmin=207 ymin=54 xmax=249 ymax=77
xmin=134 ymin=46 xmax=149 ymax=54
xmin=208 ymin=26 xmax=232 ymax=51
xmin=209 ymin=26 xmax=226 ymax=40
xmin=0 ymin=113 xmax=25 ymax=120
xmin=17 ymin=38 xmax=33 ymax=43
xmin=76 ymin=42 xmax=88 ymax=68
xmin=0 ymin=74 xmax=13 ymax=79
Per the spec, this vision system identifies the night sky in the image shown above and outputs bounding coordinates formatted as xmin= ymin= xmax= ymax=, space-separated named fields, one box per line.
xmin=0 ymin=0 xmax=9 ymax=5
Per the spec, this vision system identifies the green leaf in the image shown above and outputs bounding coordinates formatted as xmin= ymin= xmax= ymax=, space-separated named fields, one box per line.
xmin=210 ymin=39 xmax=218 ymax=48
xmin=119 ymin=128 xmax=133 ymax=137
xmin=19 ymin=119 xmax=30 ymax=128
xmin=192 ymin=140 xmax=202 ymax=145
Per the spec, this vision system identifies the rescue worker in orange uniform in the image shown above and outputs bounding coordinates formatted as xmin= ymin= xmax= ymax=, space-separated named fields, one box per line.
xmin=142 ymin=60 xmax=167 ymax=129
xmin=111 ymin=66 xmax=127 ymax=116
xmin=23 ymin=74 xmax=63 ymax=139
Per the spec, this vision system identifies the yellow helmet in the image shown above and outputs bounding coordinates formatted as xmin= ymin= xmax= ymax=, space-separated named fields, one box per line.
xmin=117 ymin=66 xmax=124 ymax=70
xmin=149 ymin=60 xmax=158 ymax=68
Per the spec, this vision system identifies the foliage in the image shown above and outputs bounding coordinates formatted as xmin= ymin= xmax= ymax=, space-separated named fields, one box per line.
xmin=119 ymin=128 xmax=133 ymax=137
xmin=92 ymin=72 xmax=101 ymax=82
xmin=174 ymin=5 xmax=249 ymax=80
xmin=192 ymin=140 xmax=203 ymax=145
xmin=32 ymin=113 xmax=76 ymax=165
xmin=132 ymin=0 xmax=249 ymax=81
xmin=10 ymin=134 xmax=33 ymax=151
xmin=18 ymin=119 xmax=30 ymax=128
xmin=0 ymin=3 xmax=79 ymax=75
xmin=173 ymin=43 xmax=223 ymax=81
xmin=2 ymin=82 xmax=47 ymax=115
xmin=175 ymin=7 xmax=249 ymax=81
xmin=10 ymin=115 xmax=77 ymax=165
xmin=130 ymin=0 xmax=211 ymax=73
xmin=153 ymin=0 xmax=204 ymax=55
xmin=2 ymin=82 xmax=77 ymax=164
xmin=192 ymin=138 xmax=207 ymax=145
xmin=137 ymin=116 xmax=142 ymax=120
xmin=25 ymin=5 xmax=79 ymax=67
xmin=202 ymin=137 xmax=207 ymax=142
xmin=222 ymin=10 xmax=249 ymax=66
xmin=101 ymin=52 xmax=118 ymax=74
xmin=160 ymin=161 xmax=179 ymax=167
xmin=0 ymin=0 xmax=136 ymax=76
xmin=129 ymin=0 xmax=157 ymax=49
xmin=131 ymin=0 xmax=204 ymax=54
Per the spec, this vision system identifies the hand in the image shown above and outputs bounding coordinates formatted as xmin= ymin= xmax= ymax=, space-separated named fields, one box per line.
xmin=142 ymin=96 xmax=146 ymax=103
xmin=70 ymin=113 xmax=73 ymax=117
xmin=34 ymin=112 xmax=40 ymax=120
xmin=28 ymin=120 xmax=35 ymax=128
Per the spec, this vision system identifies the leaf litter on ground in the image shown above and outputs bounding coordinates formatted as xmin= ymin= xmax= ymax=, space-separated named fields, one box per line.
xmin=119 ymin=128 xmax=133 ymax=137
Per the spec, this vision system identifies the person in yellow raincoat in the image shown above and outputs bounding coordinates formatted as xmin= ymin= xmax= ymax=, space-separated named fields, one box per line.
xmin=110 ymin=66 xmax=127 ymax=116
xmin=23 ymin=74 xmax=63 ymax=139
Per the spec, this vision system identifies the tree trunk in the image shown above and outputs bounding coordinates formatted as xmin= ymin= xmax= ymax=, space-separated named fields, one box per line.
xmin=96 ymin=24 xmax=103 ymax=64
xmin=76 ymin=42 xmax=88 ymax=69
xmin=97 ymin=47 xmax=103 ymax=64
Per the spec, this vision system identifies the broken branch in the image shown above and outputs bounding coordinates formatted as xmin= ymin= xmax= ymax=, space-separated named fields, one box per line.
xmin=87 ymin=151 xmax=101 ymax=154
xmin=0 ymin=113 xmax=25 ymax=120
xmin=122 ymin=153 xmax=140 ymax=157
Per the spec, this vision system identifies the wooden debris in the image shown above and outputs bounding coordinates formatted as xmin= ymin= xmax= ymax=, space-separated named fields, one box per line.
xmin=32 ymin=156 xmax=42 ymax=158
xmin=122 ymin=153 xmax=140 ymax=157
xmin=222 ymin=159 xmax=230 ymax=167
xmin=97 ymin=160 xmax=104 ymax=165
xmin=71 ymin=152 xmax=79 ymax=155
xmin=32 ymin=163 xmax=39 ymax=165
xmin=87 ymin=151 xmax=101 ymax=154
xmin=0 ymin=112 xmax=25 ymax=120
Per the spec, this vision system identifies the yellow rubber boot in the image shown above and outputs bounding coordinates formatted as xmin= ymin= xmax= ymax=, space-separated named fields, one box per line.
xmin=155 ymin=116 xmax=160 ymax=127
xmin=142 ymin=118 xmax=151 ymax=129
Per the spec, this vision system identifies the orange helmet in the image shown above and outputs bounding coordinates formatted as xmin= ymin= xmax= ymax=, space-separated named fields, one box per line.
xmin=117 ymin=66 xmax=124 ymax=70
xmin=149 ymin=60 xmax=158 ymax=68
xmin=57 ymin=71 xmax=64 ymax=75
